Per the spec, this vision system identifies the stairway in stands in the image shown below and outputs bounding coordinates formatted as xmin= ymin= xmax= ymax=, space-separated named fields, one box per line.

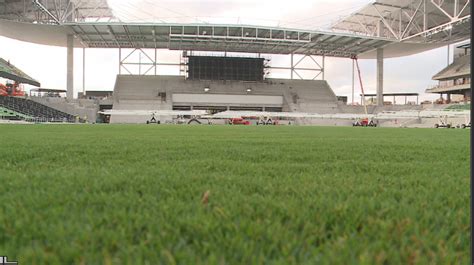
xmin=0 ymin=96 xmax=77 ymax=122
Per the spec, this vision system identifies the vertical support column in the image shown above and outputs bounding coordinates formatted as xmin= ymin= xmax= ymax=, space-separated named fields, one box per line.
xmin=447 ymin=93 xmax=451 ymax=103
xmin=377 ymin=20 xmax=382 ymax=37
xmin=423 ymin=0 xmax=427 ymax=31
xmin=322 ymin=55 xmax=325 ymax=80
xmin=447 ymin=45 xmax=450 ymax=66
xmin=290 ymin=54 xmax=294 ymax=80
xmin=351 ymin=59 xmax=355 ymax=105
xmin=454 ymin=0 xmax=458 ymax=17
xmin=154 ymin=48 xmax=157 ymax=75
xmin=82 ymin=47 xmax=86 ymax=97
xmin=118 ymin=48 xmax=122 ymax=75
xmin=67 ymin=34 xmax=74 ymax=100
xmin=139 ymin=52 xmax=142 ymax=75
xmin=376 ymin=48 xmax=384 ymax=107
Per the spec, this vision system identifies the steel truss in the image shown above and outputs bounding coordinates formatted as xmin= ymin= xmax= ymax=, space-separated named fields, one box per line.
xmin=332 ymin=0 xmax=470 ymax=43
xmin=268 ymin=54 xmax=325 ymax=80
xmin=118 ymin=48 xmax=182 ymax=75
xmin=0 ymin=0 xmax=115 ymax=24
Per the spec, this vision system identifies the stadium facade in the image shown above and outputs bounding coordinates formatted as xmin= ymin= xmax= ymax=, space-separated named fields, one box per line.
xmin=0 ymin=0 xmax=471 ymax=124
xmin=426 ymin=42 xmax=471 ymax=103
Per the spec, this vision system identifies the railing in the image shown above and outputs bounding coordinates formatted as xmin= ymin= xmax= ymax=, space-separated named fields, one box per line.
xmin=427 ymin=79 xmax=471 ymax=90
xmin=0 ymin=115 xmax=79 ymax=124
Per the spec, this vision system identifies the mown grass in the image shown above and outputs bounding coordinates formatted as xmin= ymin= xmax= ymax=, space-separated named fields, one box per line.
xmin=446 ymin=104 xmax=470 ymax=110
xmin=0 ymin=125 xmax=469 ymax=265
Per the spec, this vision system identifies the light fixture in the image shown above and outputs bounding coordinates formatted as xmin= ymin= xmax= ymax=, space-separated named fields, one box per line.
xmin=204 ymin=87 xmax=210 ymax=92
xmin=202 ymin=30 xmax=207 ymax=35
xmin=246 ymin=88 xmax=252 ymax=93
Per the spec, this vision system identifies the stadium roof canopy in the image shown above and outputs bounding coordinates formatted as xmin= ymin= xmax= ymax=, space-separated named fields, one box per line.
xmin=0 ymin=58 xmax=40 ymax=87
xmin=432 ymin=53 xmax=470 ymax=80
xmin=331 ymin=0 xmax=470 ymax=42
xmin=0 ymin=0 xmax=470 ymax=59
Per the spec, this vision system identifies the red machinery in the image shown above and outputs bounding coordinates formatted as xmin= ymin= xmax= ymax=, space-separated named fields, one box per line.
xmin=353 ymin=117 xmax=377 ymax=127
xmin=350 ymin=55 xmax=378 ymax=127
xmin=228 ymin=117 xmax=250 ymax=125
xmin=0 ymin=82 xmax=25 ymax=97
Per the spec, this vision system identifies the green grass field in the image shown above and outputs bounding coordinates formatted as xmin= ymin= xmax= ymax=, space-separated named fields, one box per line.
xmin=0 ymin=125 xmax=469 ymax=264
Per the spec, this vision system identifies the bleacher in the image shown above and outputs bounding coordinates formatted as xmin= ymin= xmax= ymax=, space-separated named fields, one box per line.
xmin=111 ymin=75 xmax=340 ymax=123
xmin=0 ymin=96 xmax=77 ymax=122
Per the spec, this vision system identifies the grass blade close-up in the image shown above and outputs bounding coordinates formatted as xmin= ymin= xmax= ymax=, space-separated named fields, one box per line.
xmin=0 ymin=125 xmax=470 ymax=264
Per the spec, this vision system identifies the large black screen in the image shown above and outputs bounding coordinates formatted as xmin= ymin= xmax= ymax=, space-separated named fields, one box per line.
xmin=187 ymin=56 xmax=265 ymax=81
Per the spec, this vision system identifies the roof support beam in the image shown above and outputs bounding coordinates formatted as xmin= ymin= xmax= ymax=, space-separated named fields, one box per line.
xmin=458 ymin=0 xmax=470 ymax=17
xmin=430 ymin=0 xmax=454 ymax=20
xmin=92 ymin=25 xmax=109 ymax=48
xmin=401 ymin=0 xmax=424 ymax=39
xmin=32 ymin=0 xmax=60 ymax=24
xmin=373 ymin=4 xmax=400 ymax=39
xmin=374 ymin=2 xmax=405 ymax=8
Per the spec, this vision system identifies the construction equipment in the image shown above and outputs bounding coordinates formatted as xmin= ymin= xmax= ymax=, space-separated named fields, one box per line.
xmin=353 ymin=117 xmax=377 ymax=127
xmin=0 ymin=82 xmax=25 ymax=97
xmin=351 ymin=55 xmax=368 ymax=116
xmin=146 ymin=113 xmax=160 ymax=124
xmin=228 ymin=117 xmax=250 ymax=125
xmin=456 ymin=114 xmax=471 ymax=129
xmin=256 ymin=116 xmax=278 ymax=125
xmin=350 ymin=55 xmax=378 ymax=127
xmin=434 ymin=115 xmax=452 ymax=128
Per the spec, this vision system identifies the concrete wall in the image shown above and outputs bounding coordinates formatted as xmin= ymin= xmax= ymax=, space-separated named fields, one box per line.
xmin=29 ymin=96 xmax=100 ymax=122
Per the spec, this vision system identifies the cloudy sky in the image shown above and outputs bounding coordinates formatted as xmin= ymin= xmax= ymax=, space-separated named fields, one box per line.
xmin=0 ymin=0 xmax=459 ymax=102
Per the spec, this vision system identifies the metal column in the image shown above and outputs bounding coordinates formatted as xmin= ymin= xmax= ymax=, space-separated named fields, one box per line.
xmin=447 ymin=45 xmax=451 ymax=66
xmin=82 ymin=47 xmax=86 ymax=97
xmin=322 ymin=55 xmax=325 ymax=80
xmin=154 ymin=48 xmax=157 ymax=75
xmin=118 ymin=48 xmax=121 ymax=75
xmin=351 ymin=59 xmax=355 ymax=105
xmin=376 ymin=48 xmax=384 ymax=107
xmin=290 ymin=54 xmax=294 ymax=80
xmin=67 ymin=34 xmax=74 ymax=100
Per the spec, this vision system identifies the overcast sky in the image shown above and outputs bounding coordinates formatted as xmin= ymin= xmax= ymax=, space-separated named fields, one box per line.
xmin=0 ymin=0 xmax=459 ymax=102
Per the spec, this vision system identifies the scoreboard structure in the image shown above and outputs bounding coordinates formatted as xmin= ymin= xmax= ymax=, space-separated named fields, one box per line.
xmin=187 ymin=56 xmax=266 ymax=82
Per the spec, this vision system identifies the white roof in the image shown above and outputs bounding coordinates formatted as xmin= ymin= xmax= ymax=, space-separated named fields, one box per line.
xmin=0 ymin=19 xmax=395 ymax=58
xmin=0 ymin=0 xmax=470 ymax=59
xmin=331 ymin=0 xmax=470 ymax=43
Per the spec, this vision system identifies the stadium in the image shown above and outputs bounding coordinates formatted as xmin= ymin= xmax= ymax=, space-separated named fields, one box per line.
xmin=0 ymin=0 xmax=471 ymax=264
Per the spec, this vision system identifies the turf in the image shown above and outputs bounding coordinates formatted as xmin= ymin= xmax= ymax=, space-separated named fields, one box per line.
xmin=0 ymin=125 xmax=469 ymax=265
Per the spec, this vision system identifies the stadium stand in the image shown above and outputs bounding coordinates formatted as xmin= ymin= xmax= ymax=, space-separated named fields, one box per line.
xmin=0 ymin=96 xmax=77 ymax=122
xmin=30 ymin=97 xmax=102 ymax=123
xmin=426 ymin=42 xmax=471 ymax=103
xmin=0 ymin=106 xmax=27 ymax=120
xmin=110 ymin=75 xmax=339 ymax=123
